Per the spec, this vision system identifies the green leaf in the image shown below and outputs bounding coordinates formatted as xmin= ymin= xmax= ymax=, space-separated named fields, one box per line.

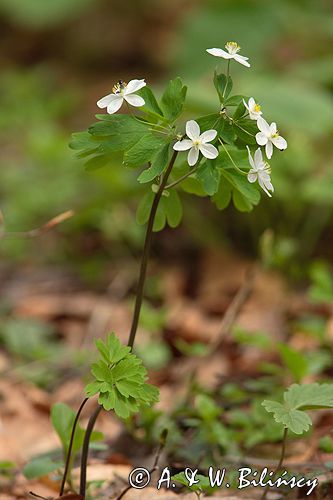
xmin=233 ymin=100 xmax=246 ymax=120
xmin=153 ymin=204 xmax=167 ymax=232
xmin=262 ymin=401 xmax=312 ymax=434
xmin=195 ymin=394 xmax=220 ymax=421
xmin=161 ymin=189 xmax=183 ymax=228
xmin=86 ymin=332 xmax=159 ymax=419
xmin=137 ymin=86 xmax=164 ymax=119
xmin=98 ymin=333 xmax=131 ymax=364
xmin=220 ymin=168 xmax=260 ymax=211
xmin=69 ymin=131 xmax=96 ymax=151
xmin=172 ymin=472 xmax=213 ymax=493
xmin=84 ymin=153 xmax=113 ymax=171
xmin=136 ymin=191 xmax=154 ymax=226
xmin=196 ymin=113 xmax=225 ymax=136
xmin=225 ymin=95 xmax=244 ymax=107
xmin=51 ymin=402 xmax=103 ymax=455
xmin=123 ymin=133 xmax=166 ymax=168
xmin=262 ymin=383 xmax=333 ymax=434
xmin=23 ymin=457 xmax=63 ymax=480
xmin=214 ymin=72 xmax=233 ymax=102
xmin=285 ymin=383 xmax=333 ymax=410
xmin=278 ymin=344 xmax=308 ymax=383
xmin=195 ymin=160 xmax=221 ymax=195
xmin=221 ymin=121 xmax=236 ymax=144
xmin=138 ymin=143 xmax=171 ymax=183
xmin=212 ymin=179 xmax=232 ymax=210
xmin=234 ymin=118 xmax=257 ymax=144
xmin=160 ymin=78 xmax=187 ymax=121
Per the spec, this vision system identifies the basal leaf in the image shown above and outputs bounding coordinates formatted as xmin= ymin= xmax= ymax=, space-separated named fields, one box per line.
xmin=284 ymin=383 xmax=333 ymax=410
xmin=23 ymin=457 xmax=63 ymax=480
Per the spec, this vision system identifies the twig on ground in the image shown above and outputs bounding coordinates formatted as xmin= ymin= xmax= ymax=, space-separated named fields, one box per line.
xmin=0 ymin=210 xmax=74 ymax=239
xmin=211 ymin=264 xmax=257 ymax=351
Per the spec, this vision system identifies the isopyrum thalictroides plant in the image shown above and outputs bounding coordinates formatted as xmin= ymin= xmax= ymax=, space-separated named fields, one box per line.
xmin=56 ymin=41 xmax=288 ymax=497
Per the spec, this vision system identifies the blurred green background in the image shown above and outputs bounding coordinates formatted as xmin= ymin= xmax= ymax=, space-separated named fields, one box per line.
xmin=1 ymin=0 xmax=333 ymax=279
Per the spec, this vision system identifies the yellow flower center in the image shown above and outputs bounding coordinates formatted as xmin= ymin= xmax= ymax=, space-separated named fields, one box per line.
xmin=225 ymin=41 xmax=241 ymax=54
xmin=193 ymin=139 xmax=201 ymax=147
xmin=254 ymin=103 xmax=261 ymax=113
xmin=112 ymin=80 xmax=127 ymax=94
xmin=271 ymin=131 xmax=279 ymax=138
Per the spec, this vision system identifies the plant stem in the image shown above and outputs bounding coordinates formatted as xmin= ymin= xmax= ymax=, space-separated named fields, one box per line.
xmin=222 ymin=60 xmax=231 ymax=99
xmin=218 ymin=139 xmax=247 ymax=176
xmin=261 ymin=427 xmax=288 ymax=500
xmin=79 ymin=405 xmax=102 ymax=497
xmin=165 ymin=162 xmax=201 ymax=190
xmin=127 ymin=149 xmax=178 ymax=348
xmin=59 ymin=398 xmax=89 ymax=495
xmin=78 ymin=151 xmax=178 ymax=498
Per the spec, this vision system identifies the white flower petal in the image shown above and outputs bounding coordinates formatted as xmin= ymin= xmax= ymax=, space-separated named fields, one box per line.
xmin=258 ymin=177 xmax=273 ymax=197
xmin=188 ymin=147 xmax=199 ymax=166
xmin=97 ymin=93 xmax=115 ymax=109
xmin=257 ymin=117 xmax=271 ymax=135
xmin=124 ymin=94 xmax=145 ymax=107
xmin=256 ymin=132 xmax=268 ymax=146
xmin=106 ymin=96 xmax=123 ymax=114
xmin=234 ymin=54 xmax=251 ymax=67
xmin=243 ymin=98 xmax=249 ymax=111
xmin=249 ymin=97 xmax=255 ymax=108
xmin=173 ymin=139 xmax=193 ymax=151
xmin=254 ymin=148 xmax=263 ymax=166
xmin=125 ymin=79 xmax=146 ymax=94
xmin=270 ymin=122 xmax=277 ymax=135
xmin=199 ymin=129 xmax=217 ymax=143
xmin=271 ymin=135 xmax=288 ymax=150
xmin=186 ymin=120 xmax=200 ymax=140
xmin=206 ymin=48 xmax=232 ymax=59
xmin=265 ymin=141 xmax=273 ymax=159
xmin=199 ymin=143 xmax=219 ymax=160
xmin=246 ymin=145 xmax=255 ymax=169
xmin=247 ymin=171 xmax=258 ymax=183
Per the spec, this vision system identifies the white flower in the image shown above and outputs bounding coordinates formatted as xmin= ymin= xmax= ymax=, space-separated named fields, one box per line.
xmin=173 ymin=120 xmax=219 ymax=166
xmin=206 ymin=41 xmax=250 ymax=67
xmin=97 ymin=79 xmax=146 ymax=114
xmin=256 ymin=117 xmax=287 ymax=159
xmin=247 ymin=146 xmax=274 ymax=197
xmin=243 ymin=97 xmax=262 ymax=120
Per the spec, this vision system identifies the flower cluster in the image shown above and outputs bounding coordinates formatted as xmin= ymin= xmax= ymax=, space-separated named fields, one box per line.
xmin=205 ymin=42 xmax=287 ymax=196
xmin=96 ymin=41 xmax=287 ymax=198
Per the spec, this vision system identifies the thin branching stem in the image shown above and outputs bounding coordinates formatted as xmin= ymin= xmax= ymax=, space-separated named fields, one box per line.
xmin=127 ymin=149 xmax=178 ymax=348
xmin=218 ymin=139 xmax=247 ymax=176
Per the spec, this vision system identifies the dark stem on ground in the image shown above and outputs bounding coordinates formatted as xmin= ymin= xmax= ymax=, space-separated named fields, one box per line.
xmin=59 ymin=398 xmax=89 ymax=496
xmin=79 ymin=405 xmax=102 ymax=497
xmin=76 ymin=151 xmax=178 ymax=498
xmin=261 ymin=427 xmax=288 ymax=500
